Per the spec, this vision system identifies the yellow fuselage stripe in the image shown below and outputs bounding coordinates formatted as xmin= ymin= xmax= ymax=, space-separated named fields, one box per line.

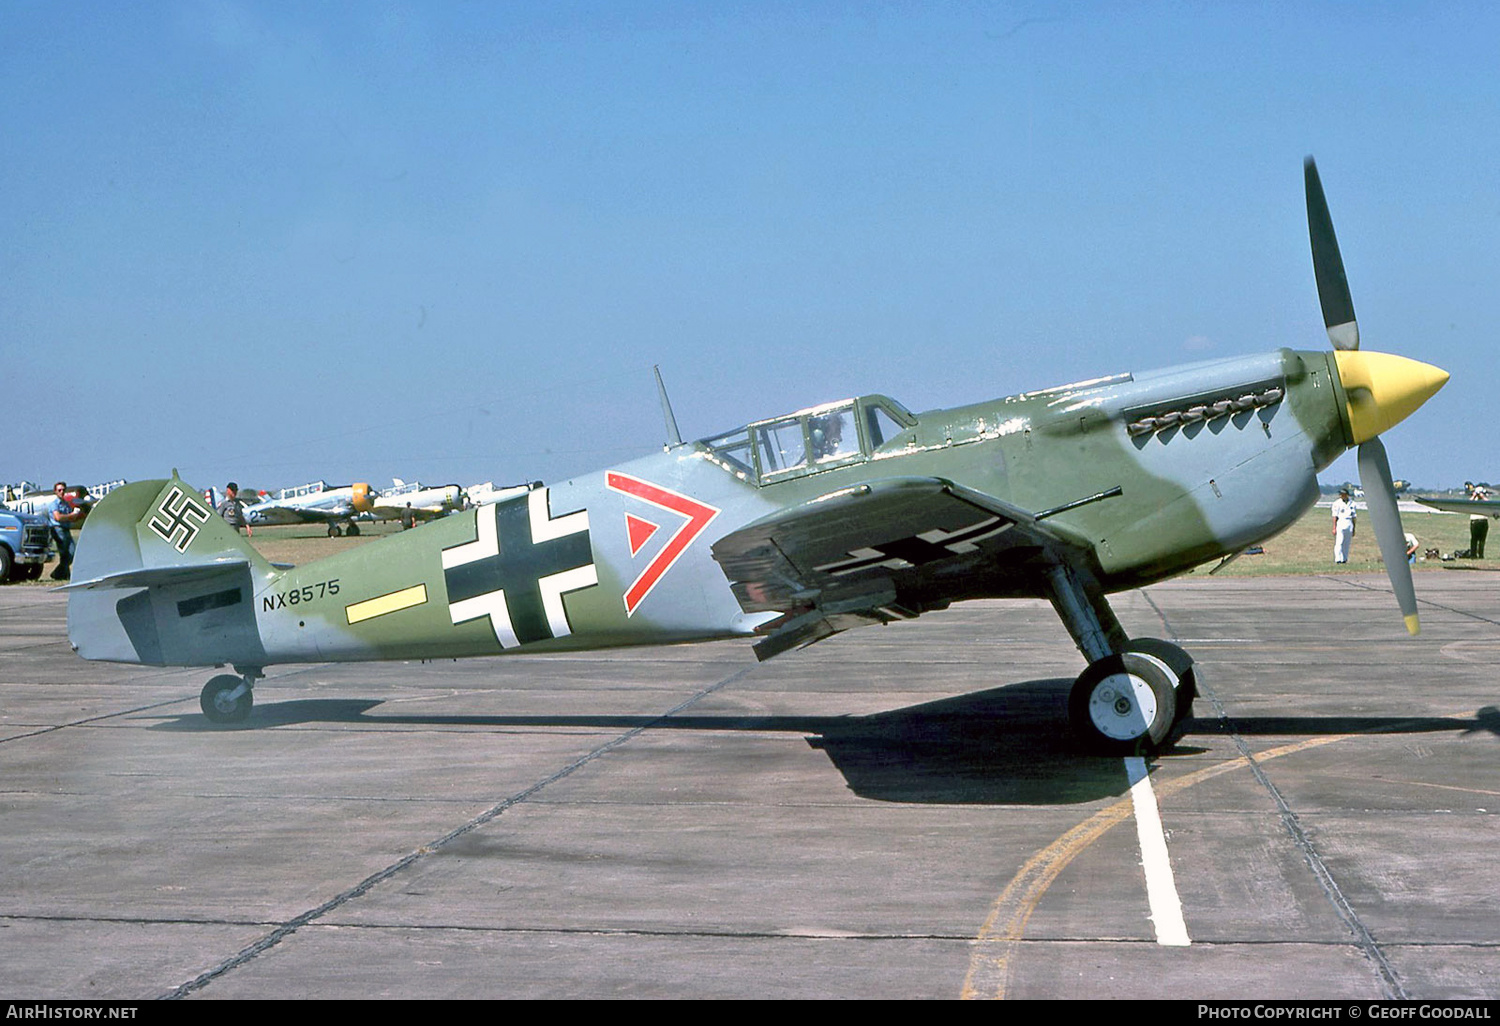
xmin=345 ymin=584 xmax=428 ymax=624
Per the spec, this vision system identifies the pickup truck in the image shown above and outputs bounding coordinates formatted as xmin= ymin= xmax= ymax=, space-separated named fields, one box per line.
xmin=0 ymin=506 xmax=52 ymax=582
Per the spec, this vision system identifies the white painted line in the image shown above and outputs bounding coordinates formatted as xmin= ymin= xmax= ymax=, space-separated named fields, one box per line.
xmin=1168 ymin=638 xmax=1259 ymax=644
xmin=1125 ymin=756 xmax=1191 ymax=946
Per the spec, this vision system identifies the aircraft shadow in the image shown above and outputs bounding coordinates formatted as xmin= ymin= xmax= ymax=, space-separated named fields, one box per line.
xmin=144 ymin=690 xmax=1500 ymax=807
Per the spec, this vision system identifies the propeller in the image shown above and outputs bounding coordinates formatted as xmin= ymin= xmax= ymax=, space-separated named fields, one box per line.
xmin=1305 ymin=157 xmax=1447 ymax=635
xmin=1305 ymin=158 xmax=1360 ymax=351
xmin=1358 ymin=438 xmax=1419 ymax=634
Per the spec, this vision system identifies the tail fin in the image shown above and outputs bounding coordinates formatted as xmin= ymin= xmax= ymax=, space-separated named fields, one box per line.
xmin=66 ymin=476 xmax=277 ymax=666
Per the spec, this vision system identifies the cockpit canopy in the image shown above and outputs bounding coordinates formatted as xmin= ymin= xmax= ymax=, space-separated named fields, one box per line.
xmin=698 ymin=395 xmax=916 ymax=484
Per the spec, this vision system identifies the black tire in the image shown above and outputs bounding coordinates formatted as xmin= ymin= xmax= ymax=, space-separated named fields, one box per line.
xmin=0 ymin=546 xmax=12 ymax=583
xmin=1124 ymin=637 xmax=1197 ymax=739
xmin=327 ymin=525 xmax=341 ymax=537
xmin=200 ymin=674 xmax=253 ymax=724
xmin=20 ymin=563 xmax=43 ymax=581
xmin=1069 ymin=652 xmax=1178 ymax=756
xmin=346 ymin=523 xmax=360 ymax=537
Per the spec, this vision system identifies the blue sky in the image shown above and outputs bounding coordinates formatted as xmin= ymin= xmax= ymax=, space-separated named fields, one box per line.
xmin=4 ymin=2 xmax=1495 ymax=494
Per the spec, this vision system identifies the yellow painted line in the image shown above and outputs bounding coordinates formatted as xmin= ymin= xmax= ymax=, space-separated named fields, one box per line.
xmin=345 ymin=584 xmax=428 ymax=625
xmin=961 ymin=735 xmax=1350 ymax=1001
xmin=1371 ymin=778 xmax=1500 ymax=800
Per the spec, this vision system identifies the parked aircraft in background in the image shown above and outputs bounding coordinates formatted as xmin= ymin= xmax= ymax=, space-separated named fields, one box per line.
xmin=1413 ymin=495 xmax=1500 ymax=518
xmin=244 ymin=481 xmax=376 ymax=536
xmin=365 ymin=480 xmax=466 ymax=523
xmin=62 ymin=160 xmax=1448 ymax=756
xmin=464 ymin=480 xmax=536 ymax=507
xmin=5 ymin=480 xmax=128 ymax=521
xmin=1 ymin=482 xmax=42 ymax=505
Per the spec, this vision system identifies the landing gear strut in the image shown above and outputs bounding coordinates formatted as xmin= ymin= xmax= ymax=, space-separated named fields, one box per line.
xmin=200 ymin=667 xmax=262 ymax=724
xmin=1043 ymin=562 xmax=1195 ymax=754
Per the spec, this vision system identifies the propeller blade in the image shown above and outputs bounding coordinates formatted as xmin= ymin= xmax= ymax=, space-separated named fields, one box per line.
xmin=1357 ymin=437 xmax=1419 ymax=635
xmin=1305 ymin=157 xmax=1360 ymax=351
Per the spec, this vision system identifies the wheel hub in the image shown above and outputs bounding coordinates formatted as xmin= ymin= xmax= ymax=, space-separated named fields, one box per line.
xmin=1087 ymin=671 xmax=1158 ymax=741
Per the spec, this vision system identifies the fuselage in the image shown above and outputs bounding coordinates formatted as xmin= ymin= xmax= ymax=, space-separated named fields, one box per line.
xmin=365 ymin=483 xmax=465 ymax=521
xmin=244 ymin=481 xmax=374 ymax=526
xmin=68 ymin=348 xmax=1358 ymax=670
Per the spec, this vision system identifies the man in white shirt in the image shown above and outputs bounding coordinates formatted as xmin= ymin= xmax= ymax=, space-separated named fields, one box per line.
xmin=1331 ymin=488 xmax=1357 ymax=564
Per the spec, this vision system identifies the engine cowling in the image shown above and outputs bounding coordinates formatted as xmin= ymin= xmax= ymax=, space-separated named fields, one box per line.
xmin=351 ymin=483 xmax=376 ymax=513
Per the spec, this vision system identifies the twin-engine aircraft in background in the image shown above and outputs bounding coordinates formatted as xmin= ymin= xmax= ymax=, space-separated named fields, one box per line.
xmin=243 ymin=480 xmax=376 ymax=536
xmin=62 ymin=161 xmax=1449 ymax=754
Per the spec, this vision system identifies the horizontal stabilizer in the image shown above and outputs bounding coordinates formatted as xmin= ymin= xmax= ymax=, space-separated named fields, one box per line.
xmin=55 ymin=558 xmax=254 ymax=593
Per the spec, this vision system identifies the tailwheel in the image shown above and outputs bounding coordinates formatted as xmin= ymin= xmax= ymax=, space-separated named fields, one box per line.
xmin=200 ymin=674 xmax=254 ymax=724
xmin=1069 ymin=652 xmax=1178 ymax=755
xmin=1124 ymin=637 xmax=1197 ymax=744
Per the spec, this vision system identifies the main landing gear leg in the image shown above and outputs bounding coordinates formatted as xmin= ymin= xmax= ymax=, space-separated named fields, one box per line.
xmin=1043 ymin=563 xmax=1194 ymax=754
xmin=200 ymin=666 xmax=263 ymax=724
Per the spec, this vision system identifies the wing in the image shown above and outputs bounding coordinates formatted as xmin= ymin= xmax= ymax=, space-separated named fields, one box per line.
xmin=368 ymin=501 xmax=446 ymax=522
xmin=1413 ymin=496 xmax=1500 ymax=517
xmin=247 ymin=503 xmax=343 ymax=525
xmin=711 ymin=476 xmax=1097 ymax=660
xmin=292 ymin=507 xmax=346 ymax=523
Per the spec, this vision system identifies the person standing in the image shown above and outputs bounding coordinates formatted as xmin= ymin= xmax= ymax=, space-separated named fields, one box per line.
xmin=1331 ymin=488 xmax=1357 ymax=564
xmin=400 ymin=502 xmax=416 ymax=531
xmin=1470 ymin=486 xmax=1489 ymax=559
xmin=217 ymin=482 xmax=250 ymax=536
xmin=48 ymin=481 xmax=83 ymax=580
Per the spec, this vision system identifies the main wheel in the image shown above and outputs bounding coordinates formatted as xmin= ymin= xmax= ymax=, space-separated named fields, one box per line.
xmin=1124 ymin=637 xmax=1197 ymax=741
xmin=1069 ymin=652 xmax=1178 ymax=755
xmin=327 ymin=525 xmax=342 ymax=537
xmin=346 ymin=523 xmax=360 ymax=537
xmin=200 ymin=675 xmax=253 ymax=724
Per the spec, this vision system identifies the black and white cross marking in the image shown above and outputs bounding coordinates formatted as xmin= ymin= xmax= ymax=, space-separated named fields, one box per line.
xmin=148 ymin=486 xmax=211 ymax=553
xmin=813 ymin=516 xmax=1013 ymax=576
xmin=441 ymin=488 xmax=597 ymax=648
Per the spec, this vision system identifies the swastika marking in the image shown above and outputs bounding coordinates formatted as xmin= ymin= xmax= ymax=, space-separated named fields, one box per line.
xmin=148 ymin=486 xmax=211 ymax=553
